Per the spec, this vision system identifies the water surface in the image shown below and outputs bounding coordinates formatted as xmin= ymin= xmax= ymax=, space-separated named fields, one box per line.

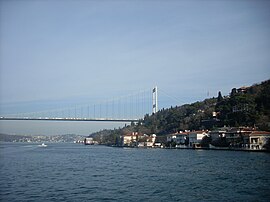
xmin=1 ymin=143 xmax=269 ymax=201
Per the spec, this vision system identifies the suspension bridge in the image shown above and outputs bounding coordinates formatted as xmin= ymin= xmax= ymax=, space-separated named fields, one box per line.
xmin=0 ymin=87 xmax=166 ymax=123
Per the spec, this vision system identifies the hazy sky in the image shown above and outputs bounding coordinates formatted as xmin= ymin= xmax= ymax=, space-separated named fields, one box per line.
xmin=0 ymin=0 xmax=270 ymax=135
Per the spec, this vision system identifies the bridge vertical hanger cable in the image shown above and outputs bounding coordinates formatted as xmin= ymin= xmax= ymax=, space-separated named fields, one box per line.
xmin=94 ymin=104 xmax=96 ymax=119
xmin=1 ymin=88 xmax=155 ymax=121
xmin=112 ymin=99 xmax=114 ymax=119
xmin=81 ymin=106 xmax=83 ymax=118
xmin=106 ymin=100 xmax=108 ymax=119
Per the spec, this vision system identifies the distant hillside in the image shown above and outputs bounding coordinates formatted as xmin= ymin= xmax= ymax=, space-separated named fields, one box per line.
xmin=0 ymin=134 xmax=32 ymax=142
xmin=0 ymin=133 xmax=86 ymax=143
xmin=90 ymin=79 xmax=270 ymax=144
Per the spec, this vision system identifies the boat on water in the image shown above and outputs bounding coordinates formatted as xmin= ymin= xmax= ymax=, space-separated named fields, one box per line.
xmin=38 ymin=143 xmax=47 ymax=147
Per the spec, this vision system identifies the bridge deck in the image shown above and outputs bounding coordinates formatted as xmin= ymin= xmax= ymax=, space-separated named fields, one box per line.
xmin=0 ymin=117 xmax=138 ymax=122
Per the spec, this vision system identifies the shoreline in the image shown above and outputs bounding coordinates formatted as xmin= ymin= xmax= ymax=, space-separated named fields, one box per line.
xmin=172 ymin=147 xmax=270 ymax=153
xmin=109 ymin=145 xmax=270 ymax=153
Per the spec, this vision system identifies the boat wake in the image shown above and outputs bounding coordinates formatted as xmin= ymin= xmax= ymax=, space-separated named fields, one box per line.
xmin=38 ymin=143 xmax=47 ymax=147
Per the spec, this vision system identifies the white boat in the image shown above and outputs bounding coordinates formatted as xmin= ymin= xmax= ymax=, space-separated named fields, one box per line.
xmin=38 ymin=143 xmax=47 ymax=147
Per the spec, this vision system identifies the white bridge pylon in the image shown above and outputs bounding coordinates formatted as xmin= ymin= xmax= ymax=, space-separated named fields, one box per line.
xmin=152 ymin=86 xmax=158 ymax=114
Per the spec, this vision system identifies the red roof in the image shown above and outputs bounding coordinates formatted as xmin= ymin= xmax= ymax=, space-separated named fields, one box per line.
xmin=250 ymin=131 xmax=270 ymax=136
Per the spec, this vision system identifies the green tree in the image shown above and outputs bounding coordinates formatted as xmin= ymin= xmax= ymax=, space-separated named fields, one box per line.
xmin=263 ymin=138 xmax=270 ymax=150
xmin=217 ymin=91 xmax=223 ymax=102
xmin=231 ymin=88 xmax=237 ymax=97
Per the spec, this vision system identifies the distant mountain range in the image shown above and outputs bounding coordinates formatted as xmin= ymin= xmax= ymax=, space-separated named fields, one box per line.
xmin=0 ymin=133 xmax=86 ymax=143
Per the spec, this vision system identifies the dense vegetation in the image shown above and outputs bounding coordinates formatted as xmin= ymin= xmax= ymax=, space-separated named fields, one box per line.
xmin=215 ymin=79 xmax=270 ymax=130
xmin=143 ymin=98 xmax=217 ymax=134
xmin=90 ymin=80 xmax=270 ymax=144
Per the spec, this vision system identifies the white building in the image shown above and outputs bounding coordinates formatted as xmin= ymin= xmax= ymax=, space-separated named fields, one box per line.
xmin=122 ymin=132 xmax=140 ymax=146
xmin=188 ymin=131 xmax=208 ymax=147
xmin=84 ymin=137 xmax=94 ymax=145
xmin=138 ymin=134 xmax=156 ymax=148
xmin=167 ymin=132 xmax=189 ymax=146
xmin=167 ymin=134 xmax=177 ymax=142
xmin=249 ymin=131 xmax=270 ymax=150
xmin=122 ymin=133 xmax=156 ymax=147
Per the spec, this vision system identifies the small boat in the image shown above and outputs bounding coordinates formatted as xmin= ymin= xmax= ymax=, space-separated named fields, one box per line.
xmin=38 ymin=143 xmax=47 ymax=147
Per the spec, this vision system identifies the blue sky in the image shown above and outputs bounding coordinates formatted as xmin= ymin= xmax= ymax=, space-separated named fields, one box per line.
xmin=0 ymin=0 xmax=270 ymax=135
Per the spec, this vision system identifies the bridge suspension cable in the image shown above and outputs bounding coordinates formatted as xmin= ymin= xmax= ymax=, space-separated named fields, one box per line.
xmin=0 ymin=88 xmax=155 ymax=122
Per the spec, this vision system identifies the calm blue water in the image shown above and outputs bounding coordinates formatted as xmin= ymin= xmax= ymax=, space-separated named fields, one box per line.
xmin=0 ymin=143 xmax=270 ymax=202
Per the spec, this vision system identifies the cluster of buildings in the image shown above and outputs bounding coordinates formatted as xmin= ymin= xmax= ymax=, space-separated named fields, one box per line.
xmin=208 ymin=127 xmax=270 ymax=150
xmin=121 ymin=132 xmax=161 ymax=148
xmin=120 ymin=128 xmax=270 ymax=151
xmin=84 ymin=137 xmax=98 ymax=145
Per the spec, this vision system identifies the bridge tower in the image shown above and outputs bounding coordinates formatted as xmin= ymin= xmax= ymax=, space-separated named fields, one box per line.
xmin=152 ymin=86 xmax=158 ymax=114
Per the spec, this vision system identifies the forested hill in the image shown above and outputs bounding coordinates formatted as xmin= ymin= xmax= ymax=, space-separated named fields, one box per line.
xmin=215 ymin=79 xmax=270 ymax=131
xmin=144 ymin=79 xmax=270 ymax=133
xmin=90 ymin=79 xmax=270 ymax=143
xmin=142 ymin=98 xmax=217 ymax=134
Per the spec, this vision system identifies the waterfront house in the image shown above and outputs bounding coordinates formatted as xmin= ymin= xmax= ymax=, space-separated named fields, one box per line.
xmin=176 ymin=132 xmax=189 ymax=145
xmin=122 ymin=133 xmax=156 ymax=147
xmin=84 ymin=137 xmax=94 ymax=145
xmin=167 ymin=132 xmax=189 ymax=145
xmin=137 ymin=134 xmax=156 ymax=148
xmin=249 ymin=131 xmax=270 ymax=150
xmin=122 ymin=132 xmax=141 ymax=147
xmin=188 ymin=131 xmax=208 ymax=147
xmin=209 ymin=127 xmax=228 ymax=141
xmin=225 ymin=127 xmax=252 ymax=148
xmin=167 ymin=134 xmax=177 ymax=143
xmin=209 ymin=127 xmax=270 ymax=150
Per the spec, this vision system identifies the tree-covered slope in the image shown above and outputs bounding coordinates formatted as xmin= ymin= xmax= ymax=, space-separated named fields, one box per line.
xmin=143 ymin=98 xmax=217 ymax=134
xmin=215 ymin=79 xmax=270 ymax=130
